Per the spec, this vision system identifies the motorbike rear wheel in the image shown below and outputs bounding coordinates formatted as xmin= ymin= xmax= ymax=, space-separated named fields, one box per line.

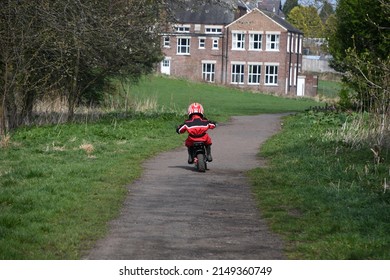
xmin=196 ymin=154 xmax=206 ymax=172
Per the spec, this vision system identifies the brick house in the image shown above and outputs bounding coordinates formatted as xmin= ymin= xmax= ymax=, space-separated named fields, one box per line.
xmin=159 ymin=1 xmax=316 ymax=96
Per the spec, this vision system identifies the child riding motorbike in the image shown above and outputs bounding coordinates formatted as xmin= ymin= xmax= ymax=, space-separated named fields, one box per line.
xmin=176 ymin=103 xmax=216 ymax=164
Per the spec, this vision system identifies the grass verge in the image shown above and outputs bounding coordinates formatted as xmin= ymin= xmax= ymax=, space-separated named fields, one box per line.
xmin=0 ymin=114 xmax=184 ymax=259
xmin=249 ymin=112 xmax=390 ymax=259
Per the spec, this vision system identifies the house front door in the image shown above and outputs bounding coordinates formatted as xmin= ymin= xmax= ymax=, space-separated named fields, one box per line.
xmin=161 ymin=58 xmax=171 ymax=75
xmin=297 ymin=76 xmax=305 ymax=96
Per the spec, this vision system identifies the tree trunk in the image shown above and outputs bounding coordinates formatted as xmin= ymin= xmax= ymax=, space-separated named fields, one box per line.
xmin=67 ymin=45 xmax=81 ymax=121
xmin=0 ymin=98 xmax=5 ymax=137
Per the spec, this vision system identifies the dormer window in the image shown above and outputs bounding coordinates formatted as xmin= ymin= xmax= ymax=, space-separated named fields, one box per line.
xmin=175 ymin=25 xmax=190 ymax=33
xmin=205 ymin=26 xmax=223 ymax=34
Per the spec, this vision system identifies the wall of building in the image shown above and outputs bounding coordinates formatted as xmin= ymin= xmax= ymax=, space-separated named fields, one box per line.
xmin=160 ymin=9 xmax=307 ymax=96
xmin=302 ymin=56 xmax=337 ymax=73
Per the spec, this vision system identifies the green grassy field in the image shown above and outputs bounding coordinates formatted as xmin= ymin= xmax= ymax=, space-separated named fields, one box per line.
xmin=318 ymin=79 xmax=342 ymax=99
xmin=0 ymin=76 xmax=319 ymax=259
xmin=1 ymin=76 xmax=388 ymax=260
xmin=120 ymin=75 xmax=319 ymax=119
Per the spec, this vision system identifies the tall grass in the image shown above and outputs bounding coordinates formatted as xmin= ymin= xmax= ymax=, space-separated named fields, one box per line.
xmin=250 ymin=112 xmax=390 ymax=259
xmin=324 ymin=112 xmax=390 ymax=152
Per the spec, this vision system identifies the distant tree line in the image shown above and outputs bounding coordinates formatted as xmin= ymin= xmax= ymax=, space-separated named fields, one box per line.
xmin=283 ymin=0 xmax=335 ymax=38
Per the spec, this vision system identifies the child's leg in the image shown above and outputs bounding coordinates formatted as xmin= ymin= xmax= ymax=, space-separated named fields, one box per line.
xmin=185 ymin=139 xmax=194 ymax=164
xmin=204 ymin=135 xmax=213 ymax=162
xmin=205 ymin=145 xmax=212 ymax=162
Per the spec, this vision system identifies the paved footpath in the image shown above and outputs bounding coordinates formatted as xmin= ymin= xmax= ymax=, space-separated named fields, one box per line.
xmin=86 ymin=114 xmax=286 ymax=260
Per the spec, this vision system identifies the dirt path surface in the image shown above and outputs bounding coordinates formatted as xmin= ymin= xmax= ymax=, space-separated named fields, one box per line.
xmin=87 ymin=114 xmax=286 ymax=260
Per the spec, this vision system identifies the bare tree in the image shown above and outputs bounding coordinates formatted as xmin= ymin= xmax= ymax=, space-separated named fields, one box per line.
xmin=0 ymin=0 xmax=175 ymax=133
xmin=0 ymin=0 xmax=55 ymax=134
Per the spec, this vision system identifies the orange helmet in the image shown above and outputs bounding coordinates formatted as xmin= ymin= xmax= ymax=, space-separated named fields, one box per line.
xmin=187 ymin=102 xmax=204 ymax=117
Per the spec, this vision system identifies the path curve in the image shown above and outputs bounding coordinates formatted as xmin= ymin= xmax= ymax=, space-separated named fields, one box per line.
xmin=87 ymin=114 xmax=286 ymax=259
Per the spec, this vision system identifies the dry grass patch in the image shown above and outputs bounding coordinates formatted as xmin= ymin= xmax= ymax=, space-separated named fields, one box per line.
xmin=79 ymin=143 xmax=95 ymax=158
xmin=0 ymin=134 xmax=11 ymax=148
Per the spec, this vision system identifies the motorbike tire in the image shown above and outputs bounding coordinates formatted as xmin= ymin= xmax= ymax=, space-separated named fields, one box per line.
xmin=196 ymin=154 xmax=206 ymax=172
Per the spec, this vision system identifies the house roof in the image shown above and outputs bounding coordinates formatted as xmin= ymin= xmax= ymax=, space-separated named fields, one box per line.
xmin=168 ymin=0 xmax=236 ymax=25
xmin=257 ymin=0 xmax=284 ymax=17
xmin=225 ymin=8 xmax=303 ymax=34
xmin=169 ymin=0 xmax=302 ymax=34
xmin=260 ymin=9 xmax=303 ymax=34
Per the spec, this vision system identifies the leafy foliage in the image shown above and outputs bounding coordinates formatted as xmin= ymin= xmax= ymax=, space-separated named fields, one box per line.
xmin=319 ymin=0 xmax=334 ymax=22
xmin=288 ymin=6 xmax=324 ymax=37
xmin=328 ymin=0 xmax=389 ymax=73
xmin=282 ymin=0 xmax=299 ymax=16
xmin=327 ymin=0 xmax=389 ymax=152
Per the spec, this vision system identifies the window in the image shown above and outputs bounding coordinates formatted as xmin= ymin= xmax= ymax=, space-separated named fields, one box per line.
xmin=287 ymin=33 xmax=291 ymax=53
xmin=162 ymin=59 xmax=170 ymax=67
xmin=265 ymin=64 xmax=278 ymax=85
xmin=199 ymin=38 xmax=206 ymax=49
xmin=298 ymin=36 xmax=302 ymax=54
xmin=249 ymin=33 xmax=262 ymax=50
xmin=163 ymin=36 xmax=170 ymax=48
xmin=248 ymin=64 xmax=261 ymax=84
xmin=205 ymin=26 xmax=222 ymax=34
xmin=177 ymin=37 xmax=190 ymax=54
xmin=212 ymin=38 xmax=219 ymax=49
xmin=266 ymin=33 xmax=280 ymax=51
xmin=231 ymin=63 xmax=245 ymax=84
xmin=175 ymin=26 xmax=190 ymax=33
xmin=202 ymin=62 xmax=215 ymax=82
xmin=232 ymin=32 xmax=245 ymax=50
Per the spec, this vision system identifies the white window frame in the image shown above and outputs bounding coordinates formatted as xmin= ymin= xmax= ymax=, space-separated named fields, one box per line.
xmin=265 ymin=64 xmax=279 ymax=85
xmin=163 ymin=36 xmax=170 ymax=48
xmin=248 ymin=63 xmax=262 ymax=85
xmin=289 ymin=63 xmax=294 ymax=86
xmin=175 ymin=25 xmax=190 ymax=33
xmin=249 ymin=32 xmax=263 ymax=51
xmin=162 ymin=59 xmax=170 ymax=67
xmin=177 ymin=37 xmax=190 ymax=55
xmin=212 ymin=38 xmax=219 ymax=50
xmin=205 ymin=26 xmax=223 ymax=34
xmin=231 ymin=62 xmax=245 ymax=84
xmin=266 ymin=32 xmax=280 ymax=51
xmin=199 ymin=37 xmax=206 ymax=49
xmin=232 ymin=31 xmax=245 ymax=50
xmin=287 ymin=33 xmax=291 ymax=53
xmin=299 ymin=36 xmax=303 ymax=54
xmin=202 ymin=61 xmax=216 ymax=83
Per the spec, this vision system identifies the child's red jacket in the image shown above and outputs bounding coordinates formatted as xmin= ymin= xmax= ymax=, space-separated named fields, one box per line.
xmin=177 ymin=115 xmax=216 ymax=147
